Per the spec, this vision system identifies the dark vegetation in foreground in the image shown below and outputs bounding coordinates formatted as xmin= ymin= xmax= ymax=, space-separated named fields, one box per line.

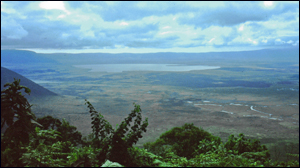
xmin=1 ymin=79 xmax=299 ymax=167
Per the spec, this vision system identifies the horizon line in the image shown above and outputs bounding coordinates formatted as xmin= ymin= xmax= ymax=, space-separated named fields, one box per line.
xmin=1 ymin=46 xmax=297 ymax=54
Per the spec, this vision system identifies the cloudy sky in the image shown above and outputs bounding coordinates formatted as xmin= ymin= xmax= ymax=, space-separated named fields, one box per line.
xmin=1 ymin=1 xmax=299 ymax=53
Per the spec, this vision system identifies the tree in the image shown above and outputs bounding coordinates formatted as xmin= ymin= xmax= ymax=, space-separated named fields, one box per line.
xmin=36 ymin=115 xmax=62 ymax=130
xmin=143 ymin=123 xmax=221 ymax=159
xmin=1 ymin=78 xmax=42 ymax=167
xmin=37 ymin=116 xmax=83 ymax=147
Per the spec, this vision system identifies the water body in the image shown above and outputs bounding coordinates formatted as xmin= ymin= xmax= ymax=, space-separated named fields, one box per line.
xmin=73 ymin=64 xmax=220 ymax=72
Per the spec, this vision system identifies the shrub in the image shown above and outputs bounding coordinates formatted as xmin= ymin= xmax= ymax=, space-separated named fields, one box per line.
xmin=85 ymin=100 xmax=148 ymax=166
xmin=224 ymin=133 xmax=270 ymax=162
xmin=20 ymin=127 xmax=71 ymax=167
xmin=144 ymin=123 xmax=221 ymax=159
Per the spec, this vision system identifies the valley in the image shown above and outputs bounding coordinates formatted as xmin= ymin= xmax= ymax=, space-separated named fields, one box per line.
xmin=1 ymin=49 xmax=299 ymax=161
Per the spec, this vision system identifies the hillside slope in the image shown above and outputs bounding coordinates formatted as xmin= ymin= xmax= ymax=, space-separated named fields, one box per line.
xmin=1 ymin=67 xmax=58 ymax=100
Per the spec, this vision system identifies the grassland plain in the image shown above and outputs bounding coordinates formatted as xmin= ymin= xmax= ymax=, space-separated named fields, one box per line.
xmin=3 ymin=54 xmax=299 ymax=161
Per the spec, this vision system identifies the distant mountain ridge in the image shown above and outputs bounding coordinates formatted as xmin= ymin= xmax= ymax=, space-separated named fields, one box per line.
xmin=1 ymin=48 xmax=299 ymax=66
xmin=1 ymin=49 xmax=57 ymax=65
xmin=1 ymin=67 xmax=58 ymax=100
xmin=32 ymin=48 xmax=297 ymax=65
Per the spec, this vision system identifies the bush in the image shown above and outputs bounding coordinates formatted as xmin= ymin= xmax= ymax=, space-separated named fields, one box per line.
xmin=67 ymin=145 xmax=98 ymax=167
xmin=85 ymin=100 xmax=148 ymax=166
xmin=20 ymin=127 xmax=71 ymax=167
xmin=127 ymin=147 xmax=165 ymax=167
xmin=144 ymin=123 xmax=221 ymax=159
xmin=224 ymin=133 xmax=270 ymax=162
xmin=191 ymin=138 xmax=265 ymax=167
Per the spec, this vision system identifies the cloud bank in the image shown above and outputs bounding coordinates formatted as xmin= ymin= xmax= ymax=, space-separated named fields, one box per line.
xmin=1 ymin=1 xmax=299 ymax=53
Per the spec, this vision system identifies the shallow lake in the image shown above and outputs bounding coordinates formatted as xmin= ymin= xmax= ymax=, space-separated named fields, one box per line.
xmin=73 ymin=64 xmax=220 ymax=72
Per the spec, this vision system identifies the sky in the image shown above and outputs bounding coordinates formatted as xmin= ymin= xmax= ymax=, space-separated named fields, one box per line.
xmin=1 ymin=1 xmax=299 ymax=53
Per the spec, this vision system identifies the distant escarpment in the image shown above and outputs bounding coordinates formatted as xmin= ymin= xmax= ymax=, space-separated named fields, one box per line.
xmin=1 ymin=67 xmax=58 ymax=100
xmin=1 ymin=50 xmax=57 ymax=65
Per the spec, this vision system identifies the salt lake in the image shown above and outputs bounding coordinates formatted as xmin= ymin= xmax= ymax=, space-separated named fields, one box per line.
xmin=73 ymin=64 xmax=220 ymax=73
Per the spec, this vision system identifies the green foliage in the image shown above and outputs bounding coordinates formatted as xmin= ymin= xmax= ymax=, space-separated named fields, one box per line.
xmin=85 ymin=99 xmax=114 ymax=164
xmin=286 ymin=153 xmax=299 ymax=159
xmin=81 ymin=133 xmax=95 ymax=147
xmin=224 ymin=133 xmax=270 ymax=162
xmin=263 ymin=159 xmax=299 ymax=167
xmin=263 ymin=152 xmax=299 ymax=167
xmin=1 ymin=136 xmax=25 ymax=167
xmin=127 ymin=147 xmax=165 ymax=167
xmin=67 ymin=145 xmax=99 ymax=167
xmin=109 ymin=103 xmax=149 ymax=166
xmin=85 ymin=100 xmax=113 ymax=143
xmin=31 ymin=127 xmax=62 ymax=147
xmin=57 ymin=118 xmax=83 ymax=147
xmin=142 ymin=125 xmax=290 ymax=167
xmin=191 ymin=138 xmax=266 ymax=167
xmin=144 ymin=123 xmax=221 ymax=159
xmin=37 ymin=116 xmax=83 ymax=147
xmin=85 ymin=100 xmax=149 ymax=166
xmin=1 ymin=79 xmax=31 ymax=128
xmin=1 ymin=78 xmax=42 ymax=167
xmin=189 ymin=133 xmax=280 ymax=167
xmin=1 ymin=78 xmax=40 ymax=142
xmin=36 ymin=115 xmax=62 ymax=130
xmin=20 ymin=127 xmax=71 ymax=167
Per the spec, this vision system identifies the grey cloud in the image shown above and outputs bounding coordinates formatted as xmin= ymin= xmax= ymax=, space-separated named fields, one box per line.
xmin=2 ymin=11 xmax=160 ymax=50
xmin=13 ymin=19 xmax=82 ymax=49
xmin=177 ymin=2 xmax=299 ymax=28
xmin=8 ymin=12 xmax=115 ymax=49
